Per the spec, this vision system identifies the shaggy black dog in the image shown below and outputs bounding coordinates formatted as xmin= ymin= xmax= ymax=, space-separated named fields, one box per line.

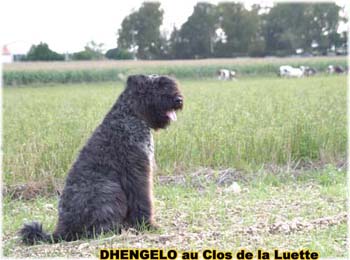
xmin=20 ymin=75 xmax=183 ymax=244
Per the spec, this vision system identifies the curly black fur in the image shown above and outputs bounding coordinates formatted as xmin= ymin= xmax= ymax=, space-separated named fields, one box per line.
xmin=20 ymin=75 xmax=183 ymax=244
xmin=19 ymin=222 xmax=51 ymax=245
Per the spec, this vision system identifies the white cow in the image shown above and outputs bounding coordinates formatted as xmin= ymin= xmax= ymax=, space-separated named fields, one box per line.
xmin=217 ymin=69 xmax=236 ymax=80
xmin=279 ymin=65 xmax=304 ymax=78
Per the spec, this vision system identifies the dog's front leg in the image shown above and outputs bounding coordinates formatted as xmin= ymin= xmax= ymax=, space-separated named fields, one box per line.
xmin=127 ymin=182 xmax=158 ymax=230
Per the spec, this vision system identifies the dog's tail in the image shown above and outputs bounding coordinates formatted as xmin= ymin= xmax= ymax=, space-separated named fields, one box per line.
xmin=19 ymin=222 xmax=58 ymax=244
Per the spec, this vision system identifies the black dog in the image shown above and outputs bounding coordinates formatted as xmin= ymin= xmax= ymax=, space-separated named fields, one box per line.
xmin=20 ymin=75 xmax=183 ymax=244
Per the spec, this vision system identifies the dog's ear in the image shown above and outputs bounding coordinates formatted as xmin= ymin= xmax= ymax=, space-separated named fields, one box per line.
xmin=126 ymin=74 xmax=148 ymax=86
xmin=126 ymin=75 xmax=148 ymax=94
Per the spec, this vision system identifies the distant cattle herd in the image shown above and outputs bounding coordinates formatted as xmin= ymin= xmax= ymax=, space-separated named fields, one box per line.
xmin=217 ymin=64 xmax=347 ymax=80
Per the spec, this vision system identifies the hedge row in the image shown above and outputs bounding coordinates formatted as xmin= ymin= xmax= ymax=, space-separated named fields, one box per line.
xmin=3 ymin=59 xmax=347 ymax=86
xmin=3 ymin=69 xmax=128 ymax=86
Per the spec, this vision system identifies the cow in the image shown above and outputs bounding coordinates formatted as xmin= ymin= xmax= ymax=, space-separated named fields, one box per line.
xmin=278 ymin=65 xmax=304 ymax=78
xmin=300 ymin=66 xmax=317 ymax=77
xmin=327 ymin=65 xmax=345 ymax=74
xmin=217 ymin=69 xmax=237 ymax=80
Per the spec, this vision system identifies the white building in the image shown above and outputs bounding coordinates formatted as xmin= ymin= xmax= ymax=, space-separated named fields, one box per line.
xmin=2 ymin=45 xmax=13 ymax=63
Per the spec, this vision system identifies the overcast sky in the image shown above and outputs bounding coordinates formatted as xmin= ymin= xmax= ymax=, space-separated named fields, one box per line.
xmin=1 ymin=0 xmax=348 ymax=54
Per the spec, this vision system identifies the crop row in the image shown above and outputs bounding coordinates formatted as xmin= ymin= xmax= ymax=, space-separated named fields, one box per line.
xmin=3 ymin=59 xmax=347 ymax=86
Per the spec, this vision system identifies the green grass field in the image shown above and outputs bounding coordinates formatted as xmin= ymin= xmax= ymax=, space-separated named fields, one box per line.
xmin=2 ymin=75 xmax=347 ymax=257
xmin=3 ymin=76 xmax=346 ymax=185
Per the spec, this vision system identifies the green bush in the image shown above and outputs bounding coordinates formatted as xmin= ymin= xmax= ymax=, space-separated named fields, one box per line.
xmin=25 ymin=42 xmax=64 ymax=61
xmin=105 ymin=48 xmax=134 ymax=60
xmin=72 ymin=50 xmax=104 ymax=60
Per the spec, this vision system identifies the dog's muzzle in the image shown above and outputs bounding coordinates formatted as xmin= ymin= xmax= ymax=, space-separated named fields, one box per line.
xmin=173 ymin=96 xmax=183 ymax=109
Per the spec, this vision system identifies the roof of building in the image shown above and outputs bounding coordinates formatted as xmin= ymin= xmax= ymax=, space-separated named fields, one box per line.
xmin=2 ymin=45 xmax=11 ymax=55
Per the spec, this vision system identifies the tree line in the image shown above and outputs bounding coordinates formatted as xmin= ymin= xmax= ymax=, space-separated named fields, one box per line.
xmin=23 ymin=2 xmax=347 ymax=61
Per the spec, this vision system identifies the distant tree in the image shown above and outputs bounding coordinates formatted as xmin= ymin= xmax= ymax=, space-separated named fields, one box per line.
xmin=263 ymin=3 xmax=343 ymax=56
xmin=117 ymin=12 xmax=138 ymax=58
xmin=105 ymin=48 xmax=133 ymax=60
xmin=247 ymin=38 xmax=266 ymax=57
xmin=117 ymin=2 xmax=164 ymax=59
xmin=72 ymin=41 xmax=105 ymax=60
xmin=215 ymin=2 xmax=261 ymax=57
xmin=262 ymin=4 xmax=300 ymax=56
xmin=305 ymin=3 xmax=344 ymax=54
xmin=116 ymin=2 xmax=345 ymax=59
xmin=171 ymin=3 xmax=218 ymax=59
xmin=26 ymin=42 xmax=64 ymax=61
xmin=247 ymin=4 xmax=267 ymax=57
xmin=170 ymin=3 xmax=264 ymax=58
xmin=168 ymin=26 xmax=182 ymax=59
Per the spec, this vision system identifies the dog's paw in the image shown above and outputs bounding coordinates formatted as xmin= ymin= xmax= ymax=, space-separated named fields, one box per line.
xmin=147 ymin=223 xmax=160 ymax=231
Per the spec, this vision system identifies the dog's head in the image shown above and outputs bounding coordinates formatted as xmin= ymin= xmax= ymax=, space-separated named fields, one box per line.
xmin=125 ymin=74 xmax=183 ymax=130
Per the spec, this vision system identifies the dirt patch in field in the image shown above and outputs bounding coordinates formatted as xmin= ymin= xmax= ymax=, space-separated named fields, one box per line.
xmin=158 ymin=167 xmax=247 ymax=187
xmin=3 ymin=168 xmax=347 ymax=258
xmin=3 ymin=160 xmax=345 ymax=200
xmin=3 ymin=178 xmax=64 ymax=200
xmin=157 ymin=159 xmax=346 ymax=187
xmin=242 ymin=212 xmax=347 ymax=235
xmin=5 ymin=212 xmax=347 ymax=258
